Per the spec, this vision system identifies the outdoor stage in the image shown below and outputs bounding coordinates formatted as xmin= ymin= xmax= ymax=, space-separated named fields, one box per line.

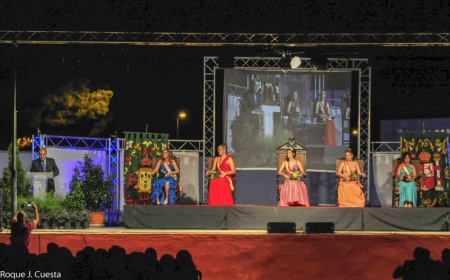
xmin=1 ymin=206 xmax=450 ymax=279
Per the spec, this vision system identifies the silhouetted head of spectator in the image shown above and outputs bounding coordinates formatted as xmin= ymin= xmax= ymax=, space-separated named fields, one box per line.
xmin=108 ymin=245 xmax=126 ymax=257
xmin=442 ymin=249 xmax=450 ymax=263
xmin=160 ymin=254 xmax=177 ymax=272
xmin=413 ymin=247 xmax=430 ymax=261
xmin=176 ymin=250 xmax=196 ymax=268
xmin=47 ymin=242 xmax=59 ymax=254
xmin=145 ymin=247 xmax=158 ymax=263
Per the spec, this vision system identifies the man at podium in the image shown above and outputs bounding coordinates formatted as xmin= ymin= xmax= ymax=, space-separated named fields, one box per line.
xmin=30 ymin=148 xmax=60 ymax=193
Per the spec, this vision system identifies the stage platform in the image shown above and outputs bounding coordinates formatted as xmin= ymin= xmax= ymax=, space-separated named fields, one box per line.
xmin=0 ymin=206 xmax=449 ymax=279
xmin=124 ymin=204 xmax=450 ymax=231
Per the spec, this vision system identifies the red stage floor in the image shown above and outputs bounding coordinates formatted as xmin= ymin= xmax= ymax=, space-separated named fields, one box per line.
xmin=1 ymin=228 xmax=449 ymax=279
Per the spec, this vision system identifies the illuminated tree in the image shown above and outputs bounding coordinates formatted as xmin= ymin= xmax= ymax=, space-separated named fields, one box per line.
xmin=31 ymin=78 xmax=114 ymax=137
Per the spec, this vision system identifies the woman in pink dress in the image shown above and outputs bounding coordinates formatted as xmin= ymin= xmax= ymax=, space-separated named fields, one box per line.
xmin=206 ymin=144 xmax=236 ymax=206
xmin=277 ymin=147 xmax=310 ymax=207
xmin=337 ymin=149 xmax=366 ymax=207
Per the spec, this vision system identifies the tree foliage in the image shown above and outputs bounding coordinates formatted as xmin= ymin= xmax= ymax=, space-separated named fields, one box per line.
xmin=0 ymin=143 xmax=31 ymax=211
xmin=31 ymin=78 xmax=114 ymax=137
xmin=70 ymin=154 xmax=115 ymax=212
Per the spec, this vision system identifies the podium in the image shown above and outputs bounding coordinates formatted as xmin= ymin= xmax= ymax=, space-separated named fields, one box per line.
xmin=253 ymin=105 xmax=280 ymax=138
xmin=26 ymin=172 xmax=54 ymax=199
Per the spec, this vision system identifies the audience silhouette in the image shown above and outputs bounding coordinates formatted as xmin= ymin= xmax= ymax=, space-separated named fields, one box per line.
xmin=0 ymin=242 xmax=202 ymax=280
xmin=393 ymin=247 xmax=449 ymax=279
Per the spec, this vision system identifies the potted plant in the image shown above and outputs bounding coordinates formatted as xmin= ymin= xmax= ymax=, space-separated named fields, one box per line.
xmin=39 ymin=210 xmax=51 ymax=229
xmin=64 ymin=180 xmax=85 ymax=229
xmin=71 ymin=210 xmax=84 ymax=229
xmin=39 ymin=194 xmax=64 ymax=229
xmin=81 ymin=210 xmax=91 ymax=229
xmin=70 ymin=155 xmax=115 ymax=226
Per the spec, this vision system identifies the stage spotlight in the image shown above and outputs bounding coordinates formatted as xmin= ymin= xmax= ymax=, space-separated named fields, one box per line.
xmin=290 ymin=56 xmax=301 ymax=69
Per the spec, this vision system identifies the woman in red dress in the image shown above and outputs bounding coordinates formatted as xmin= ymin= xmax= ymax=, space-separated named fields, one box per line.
xmin=206 ymin=144 xmax=236 ymax=206
xmin=315 ymin=90 xmax=336 ymax=146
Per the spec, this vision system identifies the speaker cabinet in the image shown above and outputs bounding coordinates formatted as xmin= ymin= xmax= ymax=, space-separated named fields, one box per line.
xmin=267 ymin=222 xmax=296 ymax=233
xmin=305 ymin=222 xmax=334 ymax=234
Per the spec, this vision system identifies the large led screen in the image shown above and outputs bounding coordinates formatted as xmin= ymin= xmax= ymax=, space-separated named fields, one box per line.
xmin=224 ymin=69 xmax=354 ymax=170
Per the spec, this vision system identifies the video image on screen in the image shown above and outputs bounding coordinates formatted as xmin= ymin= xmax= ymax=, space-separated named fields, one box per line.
xmin=224 ymin=69 xmax=353 ymax=170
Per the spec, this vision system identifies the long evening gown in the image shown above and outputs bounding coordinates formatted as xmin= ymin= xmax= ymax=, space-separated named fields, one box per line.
xmin=278 ymin=161 xmax=310 ymax=207
xmin=317 ymin=101 xmax=336 ymax=146
xmin=208 ymin=155 xmax=235 ymax=206
xmin=338 ymin=161 xmax=365 ymax=207
xmin=398 ymin=164 xmax=417 ymax=207
xmin=151 ymin=163 xmax=178 ymax=205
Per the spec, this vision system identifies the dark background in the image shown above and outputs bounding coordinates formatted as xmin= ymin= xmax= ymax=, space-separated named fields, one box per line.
xmin=1 ymin=0 xmax=450 ymax=149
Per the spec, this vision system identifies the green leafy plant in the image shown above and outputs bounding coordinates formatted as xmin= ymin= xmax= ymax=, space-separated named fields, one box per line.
xmin=70 ymin=154 xmax=115 ymax=212
xmin=64 ymin=180 xmax=85 ymax=212
xmin=0 ymin=143 xmax=32 ymax=212
xmin=35 ymin=194 xmax=64 ymax=223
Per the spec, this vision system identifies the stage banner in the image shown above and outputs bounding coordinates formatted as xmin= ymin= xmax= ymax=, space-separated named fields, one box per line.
xmin=401 ymin=131 xmax=449 ymax=207
xmin=124 ymin=132 xmax=169 ymax=205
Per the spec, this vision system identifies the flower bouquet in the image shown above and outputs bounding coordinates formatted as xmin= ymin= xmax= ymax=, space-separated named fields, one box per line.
xmin=210 ymin=171 xmax=218 ymax=180
xmin=403 ymin=175 xmax=412 ymax=182
xmin=290 ymin=171 xmax=301 ymax=180
xmin=349 ymin=173 xmax=357 ymax=181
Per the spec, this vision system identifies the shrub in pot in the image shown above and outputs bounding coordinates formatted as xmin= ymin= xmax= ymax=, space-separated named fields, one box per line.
xmin=70 ymin=155 xmax=115 ymax=225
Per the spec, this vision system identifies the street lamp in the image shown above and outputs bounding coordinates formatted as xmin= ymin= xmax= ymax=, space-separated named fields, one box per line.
xmin=176 ymin=112 xmax=187 ymax=139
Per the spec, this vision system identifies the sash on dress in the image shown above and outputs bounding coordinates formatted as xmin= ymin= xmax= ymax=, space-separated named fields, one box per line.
xmin=162 ymin=161 xmax=178 ymax=181
xmin=401 ymin=163 xmax=412 ymax=181
xmin=344 ymin=161 xmax=363 ymax=188
xmin=217 ymin=155 xmax=234 ymax=191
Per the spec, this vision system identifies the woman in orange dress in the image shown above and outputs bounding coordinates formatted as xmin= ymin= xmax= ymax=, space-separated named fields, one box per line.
xmin=277 ymin=147 xmax=309 ymax=207
xmin=337 ymin=149 xmax=366 ymax=207
xmin=206 ymin=144 xmax=236 ymax=206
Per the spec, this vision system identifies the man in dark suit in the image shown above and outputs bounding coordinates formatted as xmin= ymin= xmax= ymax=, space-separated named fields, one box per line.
xmin=241 ymin=78 xmax=262 ymax=113
xmin=30 ymin=148 xmax=60 ymax=193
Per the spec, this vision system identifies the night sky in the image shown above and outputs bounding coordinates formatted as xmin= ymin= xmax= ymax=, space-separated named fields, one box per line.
xmin=1 ymin=1 xmax=450 ymax=149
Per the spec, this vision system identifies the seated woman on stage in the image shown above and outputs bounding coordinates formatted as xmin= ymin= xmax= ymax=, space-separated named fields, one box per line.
xmin=150 ymin=148 xmax=181 ymax=205
xmin=314 ymin=90 xmax=336 ymax=146
xmin=277 ymin=147 xmax=309 ymax=207
xmin=206 ymin=144 xmax=236 ymax=206
xmin=337 ymin=149 xmax=366 ymax=207
xmin=396 ymin=152 xmax=417 ymax=208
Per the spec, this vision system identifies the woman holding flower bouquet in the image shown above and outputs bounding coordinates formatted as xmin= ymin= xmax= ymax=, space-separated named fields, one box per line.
xmin=337 ymin=149 xmax=366 ymax=207
xmin=396 ymin=152 xmax=417 ymax=207
xmin=277 ymin=147 xmax=310 ymax=207
xmin=151 ymin=148 xmax=181 ymax=205
xmin=206 ymin=144 xmax=236 ymax=206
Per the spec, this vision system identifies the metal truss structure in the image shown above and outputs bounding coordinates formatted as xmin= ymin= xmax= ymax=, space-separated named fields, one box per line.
xmin=371 ymin=141 xmax=401 ymax=154
xmin=31 ymin=135 xmax=204 ymax=208
xmin=31 ymin=135 xmax=124 ymax=212
xmin=2 ymin=31 xmax=450 ymax=47
xmin=8 ymin=30 xmax=386 ymax=204
xmin=202 ymin=57 xmax=219 ymax=203
xmin=203 ymin=56 xmax=372 ymax=202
